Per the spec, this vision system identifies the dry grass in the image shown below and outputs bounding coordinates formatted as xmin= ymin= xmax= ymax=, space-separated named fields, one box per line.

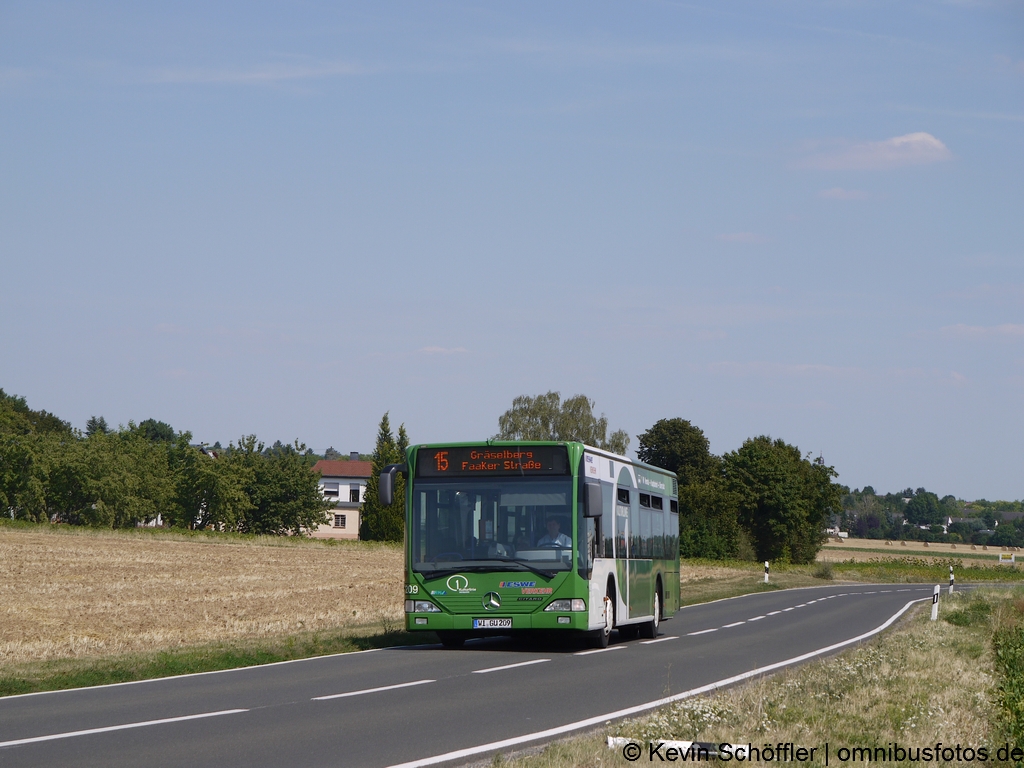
xmin=495 ymin=591 xmax=1012 ymax=768
xmin=0 ymin=526 xmax=403 ymax=665
xmin=821 ymin=538 xmax=1018 ymax=563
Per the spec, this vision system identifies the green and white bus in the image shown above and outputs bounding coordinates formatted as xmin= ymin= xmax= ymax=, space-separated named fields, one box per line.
xmin=379 ymin=442 xmax=679 ymax=647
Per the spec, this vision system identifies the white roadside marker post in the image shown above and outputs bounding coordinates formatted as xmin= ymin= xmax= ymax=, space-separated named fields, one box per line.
xmin=764 ymin=561 xmax=769 ymax=584
xmin=949 ymin=565 xmax=954 ymax=595
xmin=931 ymin=584 xmax=940 ymax=621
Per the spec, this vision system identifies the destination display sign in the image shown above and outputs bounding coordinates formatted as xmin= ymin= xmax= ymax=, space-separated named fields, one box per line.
xmin=416 ymin=446 xmax=569 ymax=477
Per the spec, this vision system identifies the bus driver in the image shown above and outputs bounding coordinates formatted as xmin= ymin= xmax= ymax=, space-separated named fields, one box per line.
xmin=536 ymin=515 xmax=571 ymax=548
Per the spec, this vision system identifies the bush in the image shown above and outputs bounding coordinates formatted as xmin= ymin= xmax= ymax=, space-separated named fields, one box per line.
xmin=993 ymin=623 xmax=1024 ymax=744
xmin=812 ymin=561 xmax=834 ymax=580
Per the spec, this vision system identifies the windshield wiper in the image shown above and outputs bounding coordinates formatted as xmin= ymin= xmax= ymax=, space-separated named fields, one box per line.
xmin=491 ymin=557 xmax=558 ymax=579
xmin=412 ymin=564 xmax=493 ymax=582
xmin=413 ymin=559 xmax=559 ymax=581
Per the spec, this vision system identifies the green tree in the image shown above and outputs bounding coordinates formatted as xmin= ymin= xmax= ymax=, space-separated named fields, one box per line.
xmin=905 ymin=489 xmax=943 ymax=526
xmin=46 ymin=429 xmax=174 ymax=528
xmin=495 ymin=391 xmax=629 ymax=454
xmin=636 ymin=418 xmax=717 ymax=486
xmin=0 ymin=389 xmax=72 ymax=436
xmin=135 ymin=419 xmax=176 ymax=443
xmin=0 ymin=391 xmax=69 ymax=522
xmin=166 ymin=435 xmax=251 ymax=530
xmin=360 ymin=413 xmax=407 ymax=542
xmin=223 ymin=436 xmax=330 ymax=535
xmin=85 ymin=416 xmax=110 ymax=437
xmin=723 ymin=436 xmax=841 ymax=564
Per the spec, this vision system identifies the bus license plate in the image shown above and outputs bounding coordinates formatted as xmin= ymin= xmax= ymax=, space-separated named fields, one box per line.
xmin=473 ymin=618 xmax=512 ymax=629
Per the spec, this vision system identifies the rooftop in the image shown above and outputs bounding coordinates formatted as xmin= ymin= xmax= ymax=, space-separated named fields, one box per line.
xmin=312 ymin=460 xmax=373 ymax=479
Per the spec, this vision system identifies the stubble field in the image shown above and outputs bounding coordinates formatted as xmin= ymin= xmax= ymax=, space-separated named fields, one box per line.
xmin=0 ymin=524 xmax=817 ymax=669
xmin=0 ymin=525 xmax=404 ymax=665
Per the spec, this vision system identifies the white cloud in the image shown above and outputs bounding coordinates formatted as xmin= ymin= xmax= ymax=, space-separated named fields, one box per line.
xmin=819 ymin=187 xmax=867 ymax=200
xmin=148 ymin=61 xmax=368 ymax=85
xmin=717 ymin=232 xmax=768 ymax=244
xmin=802 ymin=132 xmax=952 ymax=170
xmin=418 ymin=346 xmax=469 ymax=355
xmin=940 ymin=324 xmax=1024 ymax=339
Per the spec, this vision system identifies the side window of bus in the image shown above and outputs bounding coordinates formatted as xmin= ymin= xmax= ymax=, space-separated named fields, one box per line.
xmin=603 ymin=484 xmax=614 ymax=558
xmin=651 ymin=496 xmax=664 ymax=558
xmin=638 ymin=493 xmax=652 ymax=557
xmin=615 ymin=488 xmax=630 ymax=559
xmin=669 ymin=504 xmax=679 ymax=557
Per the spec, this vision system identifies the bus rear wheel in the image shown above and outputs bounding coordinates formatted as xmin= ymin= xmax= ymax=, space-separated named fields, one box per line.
xmin=639 ymin=589 xmax=661 ymax=639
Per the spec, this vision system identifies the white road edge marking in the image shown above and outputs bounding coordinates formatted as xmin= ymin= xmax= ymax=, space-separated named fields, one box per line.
xmin=384 ymin=596 xmax=930 ymax=768
xmin=313 ymin=679 xmax=435 ymax=700
xmin=686 ymin=628 xmax=717 ymax=636
xmin=640 ymin=636 xmax=679 ymax=645
xmin=0 ymin=709 xmax=248 ymax=749
xmin=472 ymin=659 xmax=550 ymax=674
xmin=574 ymin=646 xmax=626 ymax=656
xmin=0 ymin=647 xmax=385 ymax=701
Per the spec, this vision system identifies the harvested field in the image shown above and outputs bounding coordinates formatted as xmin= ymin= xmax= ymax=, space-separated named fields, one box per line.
xmin=0 ymin=525 xmax=403 ymax=666
xmin=820 ymin=537 xmax=1020 ymax=564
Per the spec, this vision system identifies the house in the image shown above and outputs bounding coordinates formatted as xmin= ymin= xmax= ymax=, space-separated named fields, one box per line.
xmin=309 ymin=453 xmax=372 ymax=540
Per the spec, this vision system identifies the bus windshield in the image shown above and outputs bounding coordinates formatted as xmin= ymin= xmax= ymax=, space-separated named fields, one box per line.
xmin=410 ymin=477 xmax=574 ymax=574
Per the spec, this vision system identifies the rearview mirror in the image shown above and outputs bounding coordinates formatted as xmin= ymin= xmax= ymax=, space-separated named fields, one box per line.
xmin=583 ymin=482 xmax=603 ymax=518
xmin=378 ymin=463 xmax=407 ymax=506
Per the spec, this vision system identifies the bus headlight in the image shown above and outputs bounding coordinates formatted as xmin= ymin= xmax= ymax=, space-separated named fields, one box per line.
xmin=405 ymin=600 xmax=442 ymax=613
xmin=544 ymin=599 xmax=586 ymax=612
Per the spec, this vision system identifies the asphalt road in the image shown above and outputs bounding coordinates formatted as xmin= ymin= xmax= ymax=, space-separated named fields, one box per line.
xmin=0 ymin=584 xmax=938 ymax=768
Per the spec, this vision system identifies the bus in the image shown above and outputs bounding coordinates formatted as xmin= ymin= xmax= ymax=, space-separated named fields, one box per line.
xmin=379 ymin=442 xmax=680 ymax=648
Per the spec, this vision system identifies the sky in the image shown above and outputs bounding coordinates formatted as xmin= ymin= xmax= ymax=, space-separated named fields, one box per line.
xmin=1 ymin=1 xmax=1022 ymax=500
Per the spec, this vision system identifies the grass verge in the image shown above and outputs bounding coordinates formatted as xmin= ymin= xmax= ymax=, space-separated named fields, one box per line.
xmin=492 ymin=588 xmax=1024 ymax=768
xmin=0 ymin=624 xmax=424 ymax=698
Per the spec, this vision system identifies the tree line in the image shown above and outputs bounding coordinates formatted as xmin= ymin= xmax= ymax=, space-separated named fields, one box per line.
xmin=839 ymin=486 xmax=1024 ymax=547
xmin=363 ymin=391 xmax=841 ymax=564
xmin=0 ymin=389 xmax=330 ymax=534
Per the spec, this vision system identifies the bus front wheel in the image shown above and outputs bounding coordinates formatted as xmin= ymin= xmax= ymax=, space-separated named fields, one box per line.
xmin=590 ymin=591 xmax=614 ymax=648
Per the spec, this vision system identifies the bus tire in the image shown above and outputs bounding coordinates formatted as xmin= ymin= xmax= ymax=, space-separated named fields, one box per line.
xmin=591 ymin=594 xmax=613 ymax=648
xmin=639 ymin=584 xmax=661 ymax=639
xmin=437 ymin=632 xmax=465 ymax=649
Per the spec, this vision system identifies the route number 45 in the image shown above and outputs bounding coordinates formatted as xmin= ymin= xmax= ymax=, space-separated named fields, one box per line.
xmin=405 ymin=584 xmax=419 ymax=595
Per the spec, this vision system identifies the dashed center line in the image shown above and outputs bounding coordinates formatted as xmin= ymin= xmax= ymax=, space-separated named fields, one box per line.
xmin=641 ymin=636 xmax=679 ymax=645
xmin=574 ymin=646 xmax=626 ymax=656
xmin=673 ymin=589 xmax=897 ymax=642
xmin=472 ymin=659 xmax=550 ymax=674
xmin=313 ymin=679 xmax=435 ymax=700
